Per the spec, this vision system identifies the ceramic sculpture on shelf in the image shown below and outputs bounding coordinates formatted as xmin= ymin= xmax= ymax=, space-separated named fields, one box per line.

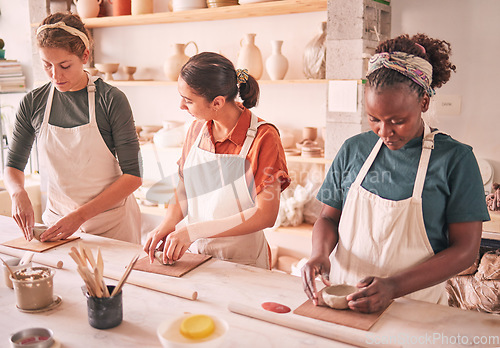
xmin=303 ymin=21 xmax=326 ymax=79
xmin=163 ymin=41 xmax=198 ymax=81
xmin=110 ymin=0 xmax=131 ymax=16
xmin=74 ymin=0 xmax=102 ymax=19
xmin=0 ymin=38 xmax=5 ymax=60
xmin=131 ymin=0 xmax=153 ymax=15
xmin=237 ymin=33 xmax=263 ymax=80
xmin=265 ymin=40 xmax=288 ymax=80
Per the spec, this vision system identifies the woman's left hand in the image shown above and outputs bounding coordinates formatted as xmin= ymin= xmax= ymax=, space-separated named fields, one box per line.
xmin=40 ymin=211 xmax=85 ymax=242
xmin=346 ymin=276 xmax=397 ymax=313
xmin=160 ymin=227 xmax=192 ymax=264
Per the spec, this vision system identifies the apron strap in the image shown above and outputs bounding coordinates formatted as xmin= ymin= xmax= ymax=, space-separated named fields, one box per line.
xmin=42 ymin=72 xmax=97 ymax=126
xmin=412 ymin=123 xmax=443 ymax=199
xmin=353 ymin=138 xmax=384 ymax=187
xmin=240 ymin=113 xmax=267 ymax=158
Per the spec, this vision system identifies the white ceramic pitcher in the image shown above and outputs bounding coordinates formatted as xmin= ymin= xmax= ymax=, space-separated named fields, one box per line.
xmin=163 ymin=41 xmax=199 ymax=81
xmin=74 ymin=0 xmax=102 ymax=19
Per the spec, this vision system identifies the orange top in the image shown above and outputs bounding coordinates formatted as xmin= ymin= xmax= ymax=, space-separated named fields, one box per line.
xmin=178 ymin=107 xmax=291 ymax=196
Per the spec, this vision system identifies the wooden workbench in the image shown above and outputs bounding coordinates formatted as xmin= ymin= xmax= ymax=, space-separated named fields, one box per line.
xmin=0 ymin=216 xmax=498 ymax=347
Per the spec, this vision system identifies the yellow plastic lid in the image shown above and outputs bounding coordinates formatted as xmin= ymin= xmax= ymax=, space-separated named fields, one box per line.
xmin=180 ymin=314 xmax=215 ymax=339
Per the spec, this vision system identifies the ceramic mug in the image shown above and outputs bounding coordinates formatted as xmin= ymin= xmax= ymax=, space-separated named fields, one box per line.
xmin=11 ymin=267 xmax=55 ymax=310
xmin=2 ymin=258 xmax=32 ymax=289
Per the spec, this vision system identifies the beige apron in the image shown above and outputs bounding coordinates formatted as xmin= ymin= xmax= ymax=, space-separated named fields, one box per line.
xmin=184 ymin=113 xmax=269 ymax=269
xmin=38 ymin=74 xmax=141 ymax=243
xmin=331 ymin=123 xmax=447 ymax=304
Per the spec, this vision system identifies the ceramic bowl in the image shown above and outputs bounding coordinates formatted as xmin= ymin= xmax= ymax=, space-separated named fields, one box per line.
xmin=153 ymin=126 xmax=184 ymax=148
xmin=319 ymin=284 xmax=357 ymax=309
xmin=122 ymin=66 xmax=137 ymax=80
xmin=94 ymin=63 xmax=119 ymax=80
xmin=157 ymin=314 xmax=228 ymax=348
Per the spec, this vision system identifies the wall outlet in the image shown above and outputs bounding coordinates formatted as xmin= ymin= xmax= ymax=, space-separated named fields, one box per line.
xmin=433 ymin=94 xmax=462 ymax=116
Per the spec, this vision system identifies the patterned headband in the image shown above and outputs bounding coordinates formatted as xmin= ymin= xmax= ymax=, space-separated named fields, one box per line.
xmin=367 ymin=51 xmax=435 ymax=97
xmin=36 ymin=21 xmax=90 ymax=50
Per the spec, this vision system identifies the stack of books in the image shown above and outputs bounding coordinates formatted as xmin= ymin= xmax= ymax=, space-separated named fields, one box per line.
xmin=0 ymin=60 xmax=25 ymax=92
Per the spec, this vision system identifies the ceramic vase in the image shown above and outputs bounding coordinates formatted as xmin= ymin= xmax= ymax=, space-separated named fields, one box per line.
xmin=237 ymin=33 xmax=263 ymax=80
xmin=109 ymin=0 xmax=131 ymax=16
xmin=132 ymin=0 xmax=153 ymax=15
xmin=265 ymin=40 xmax=288 ymax=80
xmin=303 ymin=21 xmax=326 ymax=79
xmin=163 ymin=41 xmax=199 ymax=81
xmin=74 ymin=0 xmax=102 ymax=18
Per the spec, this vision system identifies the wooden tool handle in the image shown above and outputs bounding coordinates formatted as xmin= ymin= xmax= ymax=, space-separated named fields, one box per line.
xmin=103 ymin=268 xmax=198 ymax=301
xmin=0 ymin=245 xmax=63 ymax=269
xmin=228 ymin=302 xmax=401 ymax=348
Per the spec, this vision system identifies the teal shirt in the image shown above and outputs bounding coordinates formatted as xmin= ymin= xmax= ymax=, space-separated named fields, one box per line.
xmin=317 ymin=131 xmax=490 ymax=254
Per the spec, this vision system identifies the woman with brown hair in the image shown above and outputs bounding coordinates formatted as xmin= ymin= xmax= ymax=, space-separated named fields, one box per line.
xmin=144 ymin=52 xmax=290 ymax=269
xmin=4 ymin=12 xmax=142 ymax=243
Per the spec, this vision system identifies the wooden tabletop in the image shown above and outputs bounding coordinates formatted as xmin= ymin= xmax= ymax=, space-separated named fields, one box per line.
xmin=0 ymin=215 xmax=499 ymax=347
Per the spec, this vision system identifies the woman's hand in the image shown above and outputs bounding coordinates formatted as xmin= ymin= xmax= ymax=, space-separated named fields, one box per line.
xmin=346 ymin=276 xmax=397 ymax=313
xmin=40 ymin=211 xmax=86 ymax=242
xmin=301 ymin=255 xmax=332 ymax=305
xmin=159 ymin=227 xmax=192 ymax=264
xmin=11 ymin=190 xmax=35 ymax=241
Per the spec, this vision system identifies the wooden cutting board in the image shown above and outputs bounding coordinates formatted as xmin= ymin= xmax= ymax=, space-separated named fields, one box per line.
xmin=293 ymin=299 xmax=391 ymax=331
xmin=133 ymin=253 xmax=212 ymax=278
xmin=1 ymin=236 xmax=79 ymax=252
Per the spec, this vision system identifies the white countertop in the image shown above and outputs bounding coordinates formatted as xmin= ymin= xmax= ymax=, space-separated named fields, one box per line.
xmin=0 ymin=215 xmax=499 ymax=347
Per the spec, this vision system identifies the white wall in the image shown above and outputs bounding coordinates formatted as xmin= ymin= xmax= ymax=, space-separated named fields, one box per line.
xmin=2 ymin=1 xmax=500 ymax=183
xmin=391 ymin=0 xmax=500 ymax=183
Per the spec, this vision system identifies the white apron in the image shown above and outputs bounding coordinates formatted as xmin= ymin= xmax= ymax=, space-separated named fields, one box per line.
xmin=38 ymin=74 xmax=141 ymax=244
xmin=183 ymin=113 xmax=269 ymax=269
xmin=331 ymin=123 xmax=447 ymax=304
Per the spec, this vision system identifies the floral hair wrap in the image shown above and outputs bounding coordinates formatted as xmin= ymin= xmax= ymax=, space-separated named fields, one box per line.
xmin=367 ymin=51 xmax=435 ymax=97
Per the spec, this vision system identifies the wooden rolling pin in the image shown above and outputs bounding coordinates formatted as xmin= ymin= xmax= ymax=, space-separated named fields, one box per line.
xmin=103 ymin=268 xmax=197 ymax=301
xmin=228 ymin=302 xmax=401 ymax=348
xmin=0 ymin=245 xmax=63 ymax=269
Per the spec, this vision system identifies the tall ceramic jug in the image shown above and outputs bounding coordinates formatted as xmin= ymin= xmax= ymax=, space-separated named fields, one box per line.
xmin=74 ymin=0 xmax=102 ymax=19
xmin=109 ymin=0 xmax=131 ymax=16
xmin=265 ymin=40 xmax=288 ymax=80
xmin=132 ymin=0 xmax=153 ymax=15
xmin=237 ymin=33 xmax=263 ymax=80
xmin=163 ymin=41 xmax=199 ymax=81
xmin=303 ymin=22 xmax=326 ymax=79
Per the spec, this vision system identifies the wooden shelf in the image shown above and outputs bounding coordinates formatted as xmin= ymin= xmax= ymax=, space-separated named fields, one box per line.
xmin=77 ymin=0 xmax=326 ymax=28
xmin=286 ymin=154 xmax=331 ymax=165
xmin=106 ymin=79 xmax=327 ymax=87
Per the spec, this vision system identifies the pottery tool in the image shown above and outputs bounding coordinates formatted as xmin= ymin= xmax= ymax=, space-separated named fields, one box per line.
xmin=228 ymin=302 xmax=401 ymax=348
xmin=133 ymin=253 xmax=212 ymax=278
xmin=0 ymin=245 xmax=64 ymax=269
xmin=0 ymin=256 xmax=17 ymax=280
xmin=69 ymin=246 xmax=109 ymax=298
xmin=103 ymin=267 xmax=198 ymax=301
xmin=1 ymin=236 xmax=79 ymax=252
xmin=111 ymin=254 xmax=140 ymax=297
xmin=19 ymin=252 xmax=34 ymax=266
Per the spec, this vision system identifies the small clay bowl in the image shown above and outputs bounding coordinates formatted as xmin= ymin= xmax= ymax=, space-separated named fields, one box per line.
xmin=10 ymin=327 xmax=54 ymax=348
xmin=319 ymin=284 xmax=357 ymax=309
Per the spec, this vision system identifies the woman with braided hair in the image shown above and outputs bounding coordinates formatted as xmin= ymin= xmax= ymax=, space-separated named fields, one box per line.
xmin=4 ymin=12 xmax=142 ymax=243
xmin=144 ymin=52 xmax=290 ymax=269
xmin=302 ymin=34 xmax=489 ymax=313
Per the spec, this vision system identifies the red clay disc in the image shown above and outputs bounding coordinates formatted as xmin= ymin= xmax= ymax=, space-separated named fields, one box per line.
xmin=261 ymin=302 xmax=291 ymax=314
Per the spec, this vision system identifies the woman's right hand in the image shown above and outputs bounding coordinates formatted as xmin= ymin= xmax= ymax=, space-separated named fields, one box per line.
xmin=301 ymin=255 xmax=332 ymax=305
xmin=10 ymin=190 xmax=35 ymax=241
